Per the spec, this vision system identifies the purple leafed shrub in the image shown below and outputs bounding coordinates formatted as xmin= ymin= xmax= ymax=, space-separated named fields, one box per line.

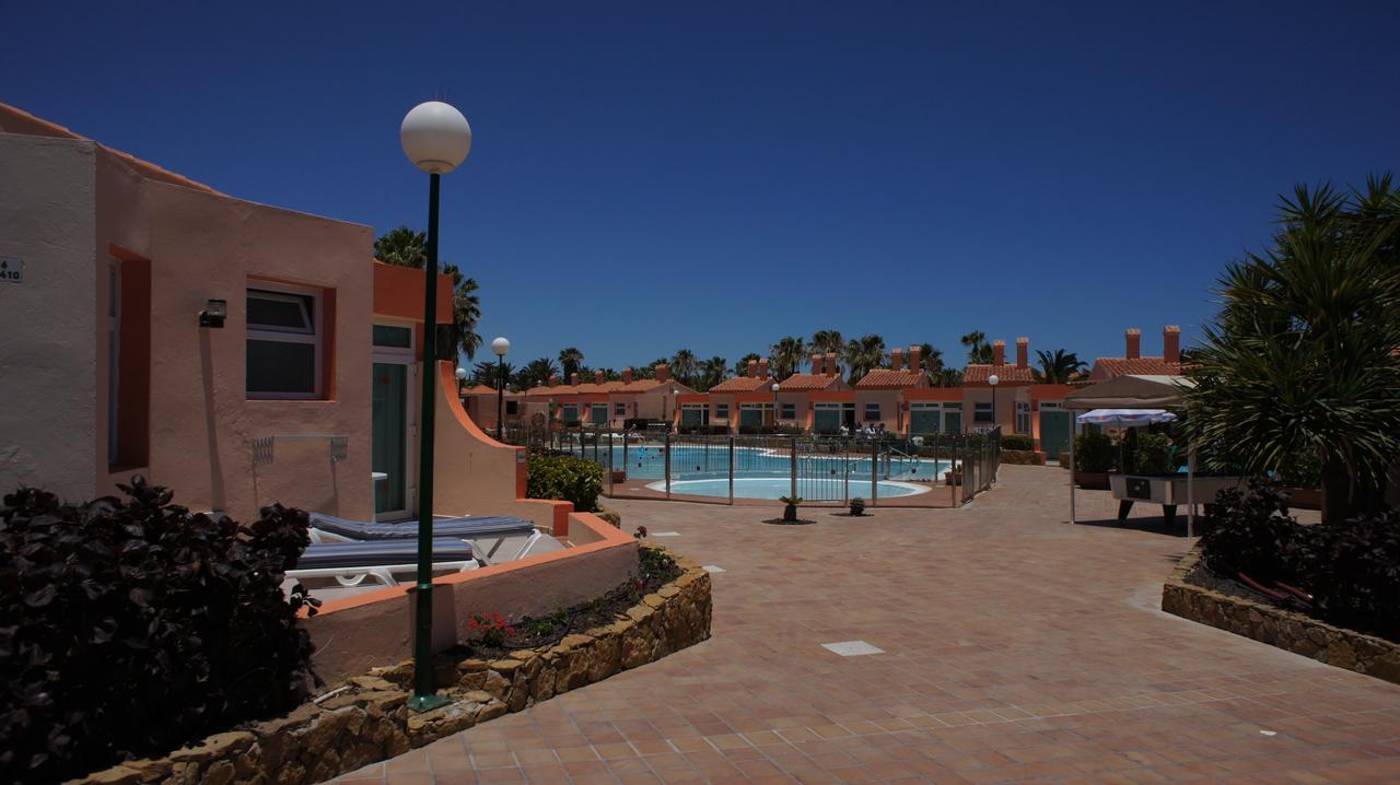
xmin=0 ymin=477 xmax=320 ymax=784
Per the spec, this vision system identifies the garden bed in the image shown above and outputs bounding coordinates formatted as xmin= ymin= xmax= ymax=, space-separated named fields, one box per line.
xmin=64 ymin=547 xmax=712 ymax=785
xmin=1162 ymin=545 xmax=1400 ymax=685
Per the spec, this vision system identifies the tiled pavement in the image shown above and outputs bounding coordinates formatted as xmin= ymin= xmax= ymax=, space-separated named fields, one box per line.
xmin=336 ymin=465 xmax=1400 ymax=784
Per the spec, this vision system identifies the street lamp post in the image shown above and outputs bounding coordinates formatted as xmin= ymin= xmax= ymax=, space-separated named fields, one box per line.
xmin=988 ymin=374 xmax=1000 ymax=432
xmin=771 ymin=382 xmax=780 ymax=430
xmin=455 ymin=366 xmax=468 ymax=396
xmin=400 ymin=99 xmax=472 ymax=713
xmin=492 ymin=337 xmax=510 ymax=441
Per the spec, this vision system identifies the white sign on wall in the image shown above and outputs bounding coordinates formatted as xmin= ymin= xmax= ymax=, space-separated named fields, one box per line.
xmin=0 ymin=257 xmax=21 ymax=284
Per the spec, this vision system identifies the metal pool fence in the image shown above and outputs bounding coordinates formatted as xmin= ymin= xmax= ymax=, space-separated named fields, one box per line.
xmin=504 ymin=424 xmax=1001 ymax=507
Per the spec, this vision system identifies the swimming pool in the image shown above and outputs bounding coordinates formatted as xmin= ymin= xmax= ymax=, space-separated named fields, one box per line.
xmin=567 ymin=442 xmax=949 ymax=500
xmin=649 ymin=477 xmax=932 ymax=500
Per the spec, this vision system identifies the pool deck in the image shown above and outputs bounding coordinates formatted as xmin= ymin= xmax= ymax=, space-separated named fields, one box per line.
xmin=335 ymin=464 xmax=1400 ymax=784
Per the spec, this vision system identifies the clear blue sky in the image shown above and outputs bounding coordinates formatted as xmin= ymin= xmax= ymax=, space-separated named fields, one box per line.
xmin=6 ymin=1 xmax=1398 ymax=371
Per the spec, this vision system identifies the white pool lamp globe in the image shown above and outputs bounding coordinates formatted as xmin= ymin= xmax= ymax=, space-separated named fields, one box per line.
xmin=771 ymin=382 xmax=780 ymax=392
xmin=491 ymin=337 xmax=510 ymax=357
xmin=988 ymin=374 xmax=1000 ymax=386
xmin=455 ymin=366 xmax=468 ymax=381
xmin=400 ymin=101 xmax=472 ymax=174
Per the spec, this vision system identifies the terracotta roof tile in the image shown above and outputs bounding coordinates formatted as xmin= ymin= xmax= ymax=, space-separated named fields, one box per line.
xmin=962 ymin=364 xmax=1037 ymax=384
xmin=709 ymin=376 xmax=773 ymax=393
xmin=854 ymin=369 xmax=926 ymax=389
xmin=1087 ymin=357 xmax=1182 ymax=380
xmin=774 ymin=373 xmax=844 ymax=391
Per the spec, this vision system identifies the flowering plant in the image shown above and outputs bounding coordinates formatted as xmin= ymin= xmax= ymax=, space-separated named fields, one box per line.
xmin=467 ymin=611 xmax=515 ymax=648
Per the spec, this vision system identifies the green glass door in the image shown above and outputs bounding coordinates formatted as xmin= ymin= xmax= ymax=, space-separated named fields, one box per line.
xmin=373 ymin=362 xmax=407 ymax=515
xmin=1039 ymin=409 xmax=1071 ymax=463
xmin=942 ymin=409 xmax=963 ymax=434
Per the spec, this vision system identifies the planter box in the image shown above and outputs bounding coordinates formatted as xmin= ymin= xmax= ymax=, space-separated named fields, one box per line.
xmin=1001 ymin=449 xmax=1045 ymax=466
xmin=1162 ymin=546 xmax=1400 ymax=685
xmin=610 ymin=470 xmax=627 ymax=483
xmin=944 ymin=471 xmax=962 ymax=486
xmin=1074 ymin=470 xmax=1109 ymax=490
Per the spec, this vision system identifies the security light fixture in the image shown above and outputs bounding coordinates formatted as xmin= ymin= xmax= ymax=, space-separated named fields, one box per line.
xmin=199 ymin=299 xmax=227 ymax=328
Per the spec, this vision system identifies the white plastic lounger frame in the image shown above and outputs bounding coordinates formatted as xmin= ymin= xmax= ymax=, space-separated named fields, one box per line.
xmin=287 ymin=558 xmax=477 ymax=588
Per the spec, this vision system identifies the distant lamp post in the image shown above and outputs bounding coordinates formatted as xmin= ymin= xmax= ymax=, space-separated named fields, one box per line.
xmin=988 ymin=374 xmax=1000 ymax=432
xmin=454 ymin=366 xmax=468 ymax=395
xmin=492 ymin=337 xmax=510 ymax=440
xmin=771 ymin=382 xmax=780 ymax=429
xmin=400 ymin=99 xmax=472 ymax=713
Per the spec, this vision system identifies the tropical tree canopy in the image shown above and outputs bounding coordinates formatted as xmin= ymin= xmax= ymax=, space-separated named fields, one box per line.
xmin=961 ymin=331 xmax=995 ymax=364
xmin=844 ymin=335 xmax=886 ymax=385
xmin=514 ymin=357 xmax=559 ymax=390
xmin=733 ymin=352 xmax=762 ymax=377
xmin=373 ymin=226 xmax=482 ymax=360
xmin=699 ymin=356 xmax=729 ymax=391
xmin=671 ymin=349 xmax=698 ymax=386
xmin=770 ymin=336 xmax=806 ymax=378
xmin=1183 ymin=176 xmax=1400 ymax=522
xmin=557 ymin=347 xmax=584 ymax=380
xmin=810 ymin=330 xmax=844 ymax=375
xmin=1032 ymin=349 xmax=1087 ymax=384
xmin=471 ymin=360 xmax=513 ymax=389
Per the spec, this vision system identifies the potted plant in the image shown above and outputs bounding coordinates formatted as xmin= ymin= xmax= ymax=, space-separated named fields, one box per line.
xmin=1072 ymin=431 xmax=1114 ymax=489
xmin=778 ymin=495 xmax=803 ymax=523
xmin=944 ymin=467 xmax=962 ymax=486
xmin=849 ymin=497 xmax=865 ymax=516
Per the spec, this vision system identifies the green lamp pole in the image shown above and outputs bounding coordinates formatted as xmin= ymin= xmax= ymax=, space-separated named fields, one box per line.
xmin=492 ymin=337 xmax=510 ymax=441
xmin=400 ymin=100 xmax=472 ymax=712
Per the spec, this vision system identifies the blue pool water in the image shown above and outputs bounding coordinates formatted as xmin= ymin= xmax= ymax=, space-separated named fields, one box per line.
xmin=651 ymin=477 xmax=931 ymax=500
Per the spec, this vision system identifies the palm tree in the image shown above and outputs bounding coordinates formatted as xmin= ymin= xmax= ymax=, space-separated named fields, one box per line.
xmin=934 ymin=367 xmax=964 ymax=387
xmin=961 ymin=331 xmax=995 ymax=364
xmin=1032 ymin=349 xmax=1087 ymax=383
xmin=810 ymin=329 xmax=844 ymax=375
xmin=557 ymin=347 xmax=584 ymax=380
xmin=733 ymin=352 xmax=762 ymax=377
xmin=518 ymin=357 xmax=559 ymax=389
xmin=472 ymin=360 xmax=514 ymax=390
xmin=770 ymin=336 xmax=806 ymax=378
xmin=374 ymin=226 xmax=482 ymax=360
xmin=700 ymin=356 xmax=729 ymax=390
xmin=914 ymin=342 xmax=945 ymax=382
xmin=1184 ymin=176 xmax=1400 ymax=522
xmin=843 ymin=335 xmax=886 ymax=385
xmin=671 ymin=349 xmax=698 ymax=386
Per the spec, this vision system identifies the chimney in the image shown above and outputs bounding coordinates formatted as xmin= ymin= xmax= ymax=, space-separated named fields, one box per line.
xmin=810 ymin=353 xmax=824 ymax=375
xmin=570 ymin=372 xmax=580 ymax=386
xmin=825 ymin=353 xmax=838 ymax=376
xmin=1016 ymin=337 xmax=1029 ymax=370
xmin=758 ymin=358 xmax=770 ymax=379
xmin=747 ymin=358 xmax=759 ymax=378
xmin=909 ymin=345 xmax=922 ymax=371
xmin=1126 ymin=328 xmax=1141 ymax=360
xmin=890 ymin=347 xmax=904 ymax=371
xmin=622 ymin=367 xmax=633 ymax=384
xmin=594 ymin=370 xmax=605 ymax=385
xmin=655 ymin=363 xmax=670 ymax=382
xmin=548 ymin=374 xmax=558 ymax=387
xmin=1163 ymin=325 xmax=1181 ymax=364
xmin=993 ymin=340 xmax=1006 ymax=366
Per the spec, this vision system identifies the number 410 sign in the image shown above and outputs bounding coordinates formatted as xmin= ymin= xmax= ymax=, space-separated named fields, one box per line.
xmin=0 ymin=257 xmax=21 ymax=284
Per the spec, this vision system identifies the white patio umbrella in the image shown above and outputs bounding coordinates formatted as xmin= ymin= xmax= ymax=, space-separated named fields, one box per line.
xmin=1076 ymin=409 xmax=1178 ymax=426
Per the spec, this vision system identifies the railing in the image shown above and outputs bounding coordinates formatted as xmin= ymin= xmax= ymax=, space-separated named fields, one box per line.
xmin=504 ymin=424 xmax=1001 ymax=506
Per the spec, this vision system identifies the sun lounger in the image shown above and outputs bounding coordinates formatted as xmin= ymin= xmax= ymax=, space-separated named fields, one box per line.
xmin=307 ymin=512 xmax=566 ymax=565
xmin=289 ymin=537 xmax=477 ymax=588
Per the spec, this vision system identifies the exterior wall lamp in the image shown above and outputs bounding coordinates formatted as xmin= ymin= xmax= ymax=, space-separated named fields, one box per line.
xmin=199 ymin=299 xmax=227 ymax=328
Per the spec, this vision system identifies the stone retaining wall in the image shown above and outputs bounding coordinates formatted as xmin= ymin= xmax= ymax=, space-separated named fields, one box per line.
xmin=66 ymin=549 xmax=712 ymax=785
xmin=1162 ymin=545 xmax=1400 ymax=685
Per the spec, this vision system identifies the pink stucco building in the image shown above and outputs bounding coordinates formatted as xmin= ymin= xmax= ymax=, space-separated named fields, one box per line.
xmin=0 ymin=103 xmax=557 ymax=530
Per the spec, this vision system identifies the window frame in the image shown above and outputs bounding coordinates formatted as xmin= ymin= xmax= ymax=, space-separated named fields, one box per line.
xmin=780 ymin=402 xmax=796 ymax=420
xmin=973 ymin=401 xmax=994 ymax=424
xmin=714 ymin=403 xmax=730 ymax=419
xmin=247 ymin=284 xmax=323 ymax=400
xmin=1015 ymin=401 xmax=1031 ymax=434
xmin=864 ymin=402 xmax=881 ymax=421
xmin=614 ymin=402 xmax=627 ymax=416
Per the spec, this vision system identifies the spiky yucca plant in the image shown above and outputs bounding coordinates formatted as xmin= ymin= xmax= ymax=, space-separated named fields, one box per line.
xmin=1184 ymin=176 xmax=1400 ymax=522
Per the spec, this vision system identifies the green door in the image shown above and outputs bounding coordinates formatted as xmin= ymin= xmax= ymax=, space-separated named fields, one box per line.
xmin=943 ymin=409 xmax=963 ymax=434
xmin=1040 ymin=409 xmax=1071 ymax=463
xmin=910 ymin=406 xmax=940 ymax=434
xmin=372 ymin=362 xmax=407 ymax=515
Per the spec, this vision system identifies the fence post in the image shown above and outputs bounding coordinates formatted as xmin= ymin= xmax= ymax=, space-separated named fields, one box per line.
xmin=789 ymin=435 xmax=798 ymax=502
xmin=870 ymin=439 xmax=879 ymax=506
xmin=728 ymin=435 xmax=735 ymax=505
xmin=607 ymin=431 xmax=615 ymax=496
xmin=664 ymin=431 xmax=672 ymax=500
